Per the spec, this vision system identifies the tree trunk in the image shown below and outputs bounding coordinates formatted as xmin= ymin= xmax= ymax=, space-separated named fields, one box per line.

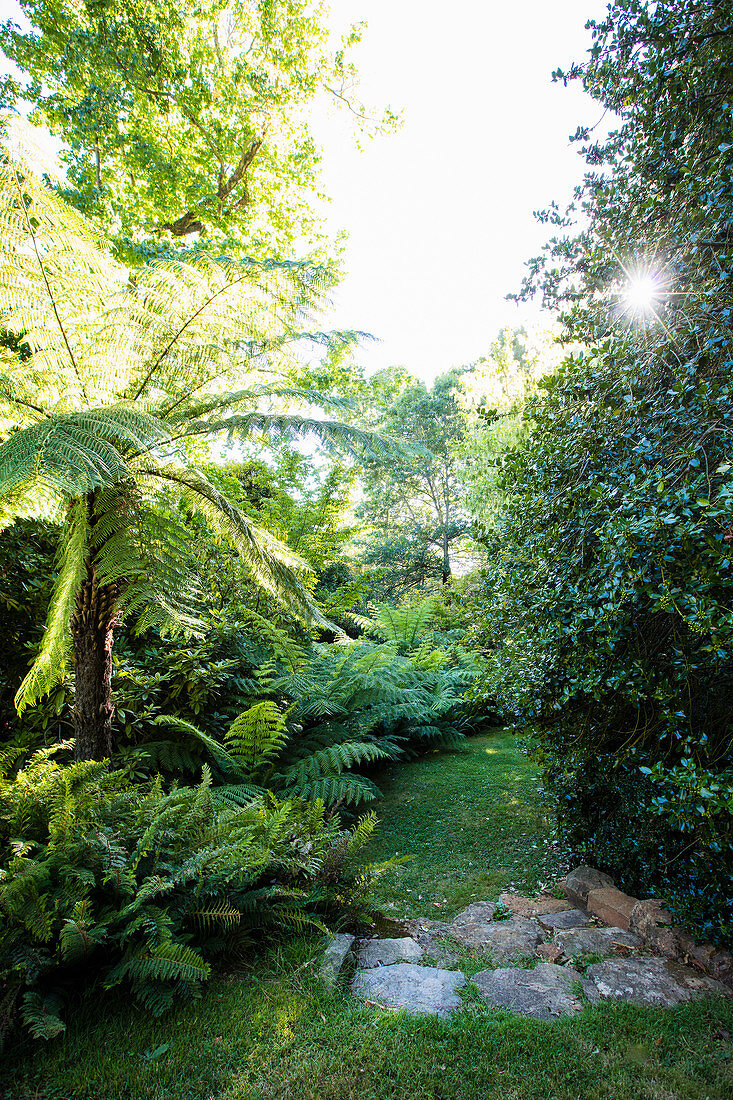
xmin=441 ymin=528 xmax=451 ymax=584
xmin=71 ymin=554 xmax=121 ymax=761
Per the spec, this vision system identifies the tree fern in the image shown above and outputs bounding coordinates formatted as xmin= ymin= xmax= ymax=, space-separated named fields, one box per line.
xmin=225 ymin=702 xmax=291 ymax=774
xmin=0 ymin=161 xmax=398 ymax=759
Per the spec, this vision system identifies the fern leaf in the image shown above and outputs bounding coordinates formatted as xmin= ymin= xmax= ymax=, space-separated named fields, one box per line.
xmin=20 ymin=991 xmax=65 ymax=1041
xmin=14 ymin=497 xmax=89 ymax=713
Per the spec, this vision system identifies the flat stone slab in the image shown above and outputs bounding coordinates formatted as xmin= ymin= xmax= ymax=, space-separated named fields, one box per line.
xmin=450 ymin=916 xmax=543 ymax=959
xmin=447 ymin=902 xmax=498 ymax=948
xmin=357 ymin=937 xmax=424 ymax=968
xmin=472 ymin=963 xmax=584 ymax=1020
xmin=352 ymin=963 xmax=465 ymax=1016
xmin=501 ymin=893 xmax=571 ymax=918
xmin=537 ymin=909 xmax=591 ymax=931
xmin=451 ymin=901 xmax=496 ymax=926
xmin=320 ymin=933 xmax=355 ymax=987
xmin=583 ymin=957 xmax=731 ymax=1008
xmin=555 ymin=927 xmax=641 ymax=958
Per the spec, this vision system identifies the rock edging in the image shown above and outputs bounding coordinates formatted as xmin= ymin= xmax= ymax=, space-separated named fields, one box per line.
xmin=559 ymin=866 xmax=733 ymax=989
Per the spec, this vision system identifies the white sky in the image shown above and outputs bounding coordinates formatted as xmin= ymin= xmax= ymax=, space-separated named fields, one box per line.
xmin=0 ymin=0 xmax=609 ymax=382
xmin=314 ymin=0 xmax=609 ymax=381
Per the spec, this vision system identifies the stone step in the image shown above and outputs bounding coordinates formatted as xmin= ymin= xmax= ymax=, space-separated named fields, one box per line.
xmin=472 ymin=962 xmax=584 ymax=1020
xmin=351 ymin=963 xmax=466 ymax=1017
xmin=583 ymin=957 xmax=731 ymax=1008
xmin=357 ymin=937 xmax=424 ymax=968
xmin=553 ymin=926 xmax=641 ymax=958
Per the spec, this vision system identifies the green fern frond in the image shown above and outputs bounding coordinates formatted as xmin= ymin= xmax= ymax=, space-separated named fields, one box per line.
xmin=238 ymin=609 xmax=306 ymax=672
xmin=281 ymin=742 xmax=389 ymax=785
xmin=152 ymin=716 xmax=243 ymax=779
xmin=344 ymin=811 xmax=379 ymax=857
xmin=225 ymin=702 xmax=290 ymax=774
xmin=59 ymin=899 xmax=107 ymax=962
xmin=15 ymin=498 xmax=89 ymax=713
xmin=211 ymin=783 xmax=265 ymax=807
xmin=135 ymin=461 xmax=335 ymax=629
xmin=20 ymin=991 xmax=66 ymax=1041
xmin=190 ymin=901 xmax=241 ymax=934
xmin=269 ymin=907 xmax=328 ymax=934
xmin=106 ymin=941 xmax=211 ymax=988
xmin=285 ymin=773 xmax=381 ymax=807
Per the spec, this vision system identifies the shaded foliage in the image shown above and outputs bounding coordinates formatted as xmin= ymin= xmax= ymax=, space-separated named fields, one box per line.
xmin=0 ymin=743 xmax=384 ymax=1046
xmin=474 ymin=0 xmax=733 ymax=942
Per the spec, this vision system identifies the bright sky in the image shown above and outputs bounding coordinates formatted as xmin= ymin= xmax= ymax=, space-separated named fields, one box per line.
xmin=0 ymin=0 xmax=609 ymax=383
xmin=314 ymin=0 xmax=609 ymax=381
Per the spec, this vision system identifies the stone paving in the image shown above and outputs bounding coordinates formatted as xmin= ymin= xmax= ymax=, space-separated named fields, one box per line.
xmin=321 ymin=865 xmax=733 ymax=1021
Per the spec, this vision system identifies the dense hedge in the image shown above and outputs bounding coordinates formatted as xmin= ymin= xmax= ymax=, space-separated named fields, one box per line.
xmin=480 ymin=343 xmax=733 ymax=942
xmin=474 ymin=0 xmax=733 ymax=944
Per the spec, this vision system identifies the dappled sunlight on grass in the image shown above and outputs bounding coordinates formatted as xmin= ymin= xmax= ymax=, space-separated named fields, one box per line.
xmin=3 ymin=734 xmax=733 ymax=1100
xmin=359 ymin=730 xmax=566 ymax=919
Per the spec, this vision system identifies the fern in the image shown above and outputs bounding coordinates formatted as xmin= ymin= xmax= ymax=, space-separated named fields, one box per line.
xmin=225 ymin=702 xmax=290 ymax=774
xmin=287 ymin=774 xmax=381 ymax=806
xmin=191 ymin=900 xmax=242 ymax=935
xmin=20 ymin=991 xmax=65 ymax=1041
xmin=1 ymin=744 xmax=383 ymax=1044
xmin=0 ymin=162 xmax=399 ymax=726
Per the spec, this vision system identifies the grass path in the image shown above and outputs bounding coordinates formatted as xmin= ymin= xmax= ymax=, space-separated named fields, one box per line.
xmin=360 ymin=730 xmax=566 ymax=919
xmin=2 ymin=731 xmax=732 ymax=1100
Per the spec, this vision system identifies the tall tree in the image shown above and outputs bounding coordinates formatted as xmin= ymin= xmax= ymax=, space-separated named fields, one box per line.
xmin=0 ymin=0 xmax=392 ymax=259
xmin=357 ymin=369 xmax=468 ymax=587
xmin=458 ymin=326 xmax=567 ymax=540
xmin=0 ymin=163 xmax=390 ymax=760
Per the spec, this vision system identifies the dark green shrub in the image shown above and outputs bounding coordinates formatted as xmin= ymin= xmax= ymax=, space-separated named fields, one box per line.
xmin=472 ymin=0 xmax=733 ymax=944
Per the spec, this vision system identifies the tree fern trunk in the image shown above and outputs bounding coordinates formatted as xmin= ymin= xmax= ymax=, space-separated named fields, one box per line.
xmin=70 ymin=555 xmax=120 ymax=762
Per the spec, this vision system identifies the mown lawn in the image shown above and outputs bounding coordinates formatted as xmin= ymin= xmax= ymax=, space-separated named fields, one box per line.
xmin=359 ymin=729 xmax=566 ymax=918
xmin=2 ymin=730 xmax=732 ymax=1100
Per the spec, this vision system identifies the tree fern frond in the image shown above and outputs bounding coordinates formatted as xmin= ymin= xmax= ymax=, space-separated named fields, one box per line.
xmin=211 ymin=783 xmax=265 ymax=807
xmin=163 ymin=384 xmax=354 ymax=424
xmin=183 ymin=412 xmax=403 ymax=463
xmin=136 ymin=461 xmax=336 ymax=629
xmin=15 ymin=498 xmax=89 ymax=714
xmin=225 ymin=702 xmax=290 ymax=774
xmin=152 ymin=716 xmax=243 ymax=778
xmin=281 ymin=742 xmax=389 ymax=785
xmin=285 ymin=773 xmax=381 ymax=807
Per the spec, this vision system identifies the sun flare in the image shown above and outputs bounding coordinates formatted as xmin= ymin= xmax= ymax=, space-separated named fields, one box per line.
xmin=616 ymin=261 xmax=671 ymax=327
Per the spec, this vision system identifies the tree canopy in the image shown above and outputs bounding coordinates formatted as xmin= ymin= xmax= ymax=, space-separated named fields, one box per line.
xmin=0 ymin=0 xmax=393 ymax=260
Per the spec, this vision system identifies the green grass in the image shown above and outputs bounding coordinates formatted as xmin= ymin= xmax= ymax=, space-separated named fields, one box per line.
xmin=361 ymin=729 xmax=565 ymax=919
xmin=2 ymin=729 xmax=732 ymax=1100
xmin=2 ymin=939 xmax=731 ymax=1100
